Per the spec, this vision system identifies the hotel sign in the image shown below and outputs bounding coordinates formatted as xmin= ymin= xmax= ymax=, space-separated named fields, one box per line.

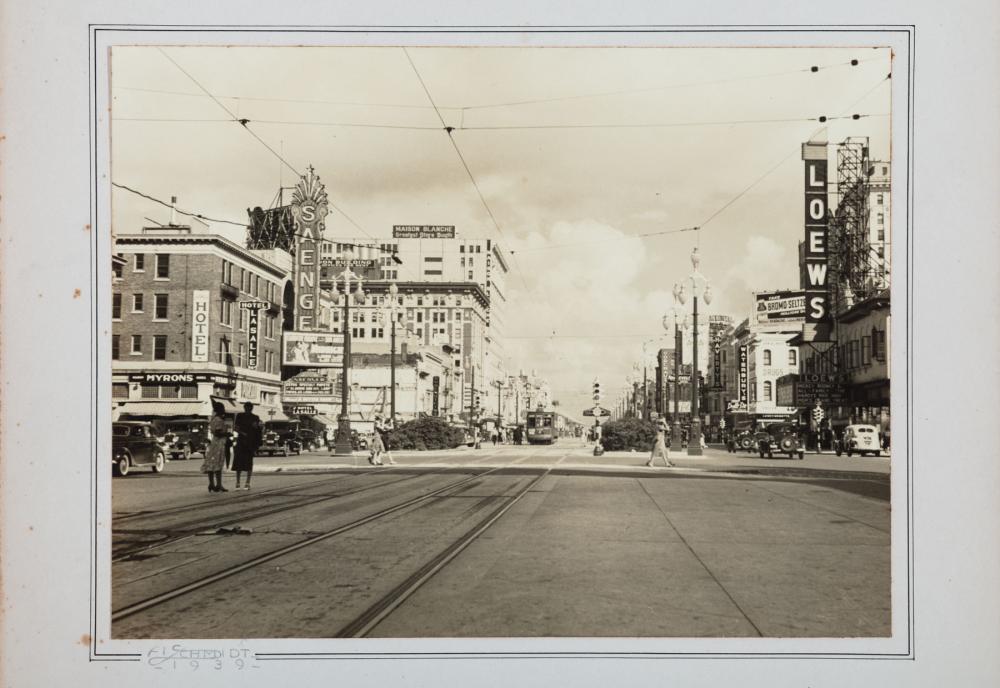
xmin=802 ymin=138 xmax=831 ymax=338
xmin=393 ymin=225 xmax=455 ymax=239
xmin=240 ymin=301 xmax=267 ymax=369
xmin=191 ymin=290 xmax=210 ymax=362
xmin=291 ymin=166 xmax=329 ymax=331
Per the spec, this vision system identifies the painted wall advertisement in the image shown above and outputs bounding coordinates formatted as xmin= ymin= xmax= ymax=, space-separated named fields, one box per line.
xmin=755 ymin=290 xmax=806 ymax=325
xmin=191 ymin=290 xmax=210 ymax=362
xmin=283 ymin=331 xmax=344 ymax=367
xmin=392 ymin=225 xmax=456 ymax=239
xmin=291 ymin=167 xmax=329 ymax=331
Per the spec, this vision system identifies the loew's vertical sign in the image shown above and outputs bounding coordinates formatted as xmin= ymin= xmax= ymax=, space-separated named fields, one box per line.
xmin=191 ymin=290 xmax=210 ymax=362
xmin=291 ymin=166 xmax=329 ymax=332
xmin=802 ymin=136 xmax=831 ymax=339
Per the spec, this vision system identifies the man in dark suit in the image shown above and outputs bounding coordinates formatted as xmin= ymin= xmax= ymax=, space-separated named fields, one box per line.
xmin=232 ymin=402 xmax=262 ymax=490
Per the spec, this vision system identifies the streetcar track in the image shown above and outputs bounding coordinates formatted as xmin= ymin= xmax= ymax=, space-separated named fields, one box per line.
xmin=112 ymin=471 xmax=433 ymax=561
xmin=111 ymin=465 xmax=521 ymax=621
xmin=113 ymin=468 xmax=402 ymax=523
xmin=335 ymin=469 xmax=552 ymax=638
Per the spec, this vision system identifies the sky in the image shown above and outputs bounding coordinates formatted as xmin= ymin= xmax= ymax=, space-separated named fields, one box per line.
xmin=110 ymin=46 xmax=892 ymax=422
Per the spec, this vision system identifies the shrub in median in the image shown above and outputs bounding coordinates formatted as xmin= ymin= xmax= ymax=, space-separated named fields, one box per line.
xmin=386 ymin=416 xmax=466 ymax=451
xmin=599 ymin=417 xmax=657 ymax=452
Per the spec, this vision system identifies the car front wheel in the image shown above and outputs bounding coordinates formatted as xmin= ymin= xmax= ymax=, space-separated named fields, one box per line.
xmin=114 ymin=454 xmax=130 ymax=476
xmin=151 ymin=451 xmax=165 ymax=473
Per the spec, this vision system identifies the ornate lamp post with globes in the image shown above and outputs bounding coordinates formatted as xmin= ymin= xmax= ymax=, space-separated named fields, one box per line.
xmin=331 ymin=266 xmax=366 ymax=456
xmin=674 ymin=247 xmax=713 ymax=456
xmin=663 ymin=306 xmax=689 ymax=452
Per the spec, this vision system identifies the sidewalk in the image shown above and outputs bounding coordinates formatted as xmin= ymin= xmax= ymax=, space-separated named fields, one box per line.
xmin=235 ymin=444 xmax=891 ymax=477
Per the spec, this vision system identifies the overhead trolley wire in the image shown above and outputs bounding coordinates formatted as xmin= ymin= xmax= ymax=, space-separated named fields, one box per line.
xmin=154 ymin=48 xmax=427 ymax=283
xmin=401 ymin=47 xmax=530 ymax=291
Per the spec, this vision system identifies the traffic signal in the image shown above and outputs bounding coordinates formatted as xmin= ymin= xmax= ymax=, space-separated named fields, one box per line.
xmin=592 ymin=378 xmax=601 ymax=404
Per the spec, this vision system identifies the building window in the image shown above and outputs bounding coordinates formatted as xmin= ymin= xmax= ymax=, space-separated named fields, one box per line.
xmin=763 ymin=381 xmax=772 ymax=401
xmin=155 ymin=254 xmax=170 ymax=279
xmin=424 ymin=256 xmax=442 ymax=262
xmin=154 ymin=293 xmax=168 ymax=320
xmin=861 ymin=336 xmax=872 ymax=366
xmin=132 ymin=293 xmax=144 ymax=313
xmin=877 ymin=246 xmax=885 ymax=258
xmin=788 ymin=349 xmax=797 ymax=366
xmin=424 ymin=270 xmax=443 ymax=276
xmin=877 ymin=229 xmax=885 ymax=241
xmin=112 ymin=382 xmax=128 ymax=399
xmin=112 ymin=293 xmax=122 ymax=319
xmin=221 ymin=299 xmax=233 ymax=326
xmin=130 ymin=334 xmax=142 ymax=355
xmin=111 ymin=335 xmax=120 ymax=360
xmin=153 ymin=335 xmax=167 ymax=360
xmin=877 ymin=213 xmax=884 ymax=224
xmin=762 ymin=349 xmax=771 ymax=366
xmin=460 ymin=245 xmax=465 ymax=253
xmin=877 ymin=193 xmax=884 ymax=205
xmin=468 ymin=270 xmax=474 ymax=280
xmin=238 ymin=343 xmax=246 ymax=367
xmin=134 ymin=254 xmax=145 ymax=272
xmin=218 ymin=338 xmax=231 ymax=364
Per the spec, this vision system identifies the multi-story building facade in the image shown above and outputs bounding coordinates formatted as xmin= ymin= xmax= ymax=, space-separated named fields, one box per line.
xmin=320 ymin=234 xmax=511 ymax=397
xmin=111 ymin=226 xmax=290 ymax=421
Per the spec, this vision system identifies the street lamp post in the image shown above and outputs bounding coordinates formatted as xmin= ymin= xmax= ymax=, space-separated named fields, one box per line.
xmin=333 ymin=266 xmax=365 ymax=456
xmin=664 ymin=308 xmax=688 ymax=452
xmin=675 ymin=248 xmax=713 ymax=456
xmin=383 ymin=281 xmax=400 ymax=423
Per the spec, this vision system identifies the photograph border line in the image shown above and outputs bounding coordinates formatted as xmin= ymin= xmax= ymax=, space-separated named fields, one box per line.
xmin=88 ymin=23 xmax=914 ymax=662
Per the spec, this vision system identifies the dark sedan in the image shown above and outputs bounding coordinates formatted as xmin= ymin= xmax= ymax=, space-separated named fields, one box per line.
xmin=112 ymin=421 xmax=167 ymax=476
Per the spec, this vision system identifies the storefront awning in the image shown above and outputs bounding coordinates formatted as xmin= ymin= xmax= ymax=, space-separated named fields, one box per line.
xmin=260 ymin=408 xmax=290 ymax=422
xmin=314 ymin=414 xmax=340 ymax=427
xmin=114 ymin=400 xmax=208 ymax=417
xmin=210 ymin=395 xmax=241 ymax=414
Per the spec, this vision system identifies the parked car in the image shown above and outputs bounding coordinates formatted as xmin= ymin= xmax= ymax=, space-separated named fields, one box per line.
xmin=112 ymin=421 xmax=167 ymax=476
xmin=297 ymin=429 xmax=321 ymax=452
xmin=836 ymin=424 xmax=882 ymax=457
xmin=733 ymin=424 xmax=756 ymax=452
xmin=258 ymin=429 xmax=292 ymax=456
xmin=756 ymin=423 xmax=806 ymax=460
xmin=160 ymin=419 xmax=210 ymax=460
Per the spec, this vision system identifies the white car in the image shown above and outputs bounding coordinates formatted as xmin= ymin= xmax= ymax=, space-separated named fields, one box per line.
xmin=838 ymin=424 xmax=882 ymax=457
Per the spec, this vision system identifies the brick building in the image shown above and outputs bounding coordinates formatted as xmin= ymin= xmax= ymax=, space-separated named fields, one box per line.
xmin=111 ymin=226 xmax=291 ymax=421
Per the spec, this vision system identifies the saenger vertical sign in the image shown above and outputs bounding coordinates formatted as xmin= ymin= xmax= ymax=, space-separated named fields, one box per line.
xmin=802 ymin=137 xmax=831 ymax=339
xmin=291 ymin=166 xmax=329 ymax=332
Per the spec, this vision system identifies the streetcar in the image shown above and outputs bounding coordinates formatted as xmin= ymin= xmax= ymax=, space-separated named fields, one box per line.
xmin=525 ymin=410 xmax=557 ymax=444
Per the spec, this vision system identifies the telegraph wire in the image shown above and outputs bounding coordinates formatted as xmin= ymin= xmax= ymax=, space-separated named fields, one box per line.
xmin=457 ymin=56 xmax=884 ymax=112
xmin=116 ymin=55 xmax=882 ymax=114
xmin=110 ymin=113 xmax=885 ymax=130
xmin=112 ymin=182 xmax=247 ymax=227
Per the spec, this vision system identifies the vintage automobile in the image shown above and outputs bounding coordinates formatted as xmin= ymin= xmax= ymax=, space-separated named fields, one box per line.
xmin=756 ymin=423 xmax=806 ymax=460
xmin=258 ymin=429 xmax=291 ymax=456
xmin=297 ymin=429 xmax=322 ymax=452
xmin=732 ymin=423 xmax=757 ymax=453
xmin=112 ymin=421 xmax=167 ymax=476
xmin=836 ymin=424 xmax=882 ymax=457
xmin=159 ymin=419 xmax=210 ymax=460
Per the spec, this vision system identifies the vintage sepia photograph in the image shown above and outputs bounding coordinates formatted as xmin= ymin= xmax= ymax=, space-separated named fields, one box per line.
xmin=105 ymin=43 xmax=899 ymax=641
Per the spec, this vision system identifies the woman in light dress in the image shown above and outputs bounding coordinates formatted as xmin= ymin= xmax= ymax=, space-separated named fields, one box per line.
xmin=201 ymin=401 xmax=229 ymax=492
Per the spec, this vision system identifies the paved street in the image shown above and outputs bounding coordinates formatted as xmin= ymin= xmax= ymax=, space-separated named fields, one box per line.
xmin=112 ymin=439 xmax=890 ymax=638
